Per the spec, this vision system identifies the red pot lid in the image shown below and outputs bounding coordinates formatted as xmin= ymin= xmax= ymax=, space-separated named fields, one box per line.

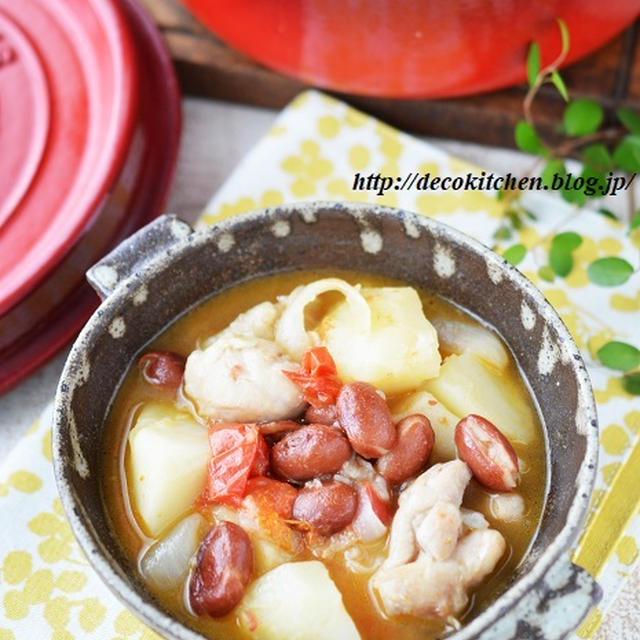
xmin=0 ymin=0 xmax=181 ymax=393
xmin=0 ymin=0 xmax=138 ymax=314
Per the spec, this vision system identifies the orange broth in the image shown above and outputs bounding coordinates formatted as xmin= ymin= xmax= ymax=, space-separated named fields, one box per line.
xmin=102 ymin=269 xmax=547 ymax=640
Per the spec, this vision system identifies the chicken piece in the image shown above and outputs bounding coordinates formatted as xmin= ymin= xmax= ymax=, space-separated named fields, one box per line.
xmin=184 ymin=335 xmax=305 ymax=422
xmin=371 ymin=460 xmax=506 ymax=620
xmin=204 ymin=301 xmax=281 ymax=347
xmin=460 ymin=508 xmax=489 ymax=531
xmin=415 ymin=502 xmax=461 ymax=561
xmin=398 ymin=460 xmax=471 ymax=513
xmin=383 ymin=460 xmax=471 ymax=569
xmin=452 ymin=529 xmax=506 ymax=587
xmin=372 ymin=560 xmax=468 ymax=619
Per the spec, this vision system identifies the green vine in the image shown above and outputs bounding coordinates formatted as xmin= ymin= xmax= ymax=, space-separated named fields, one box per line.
xmin=495 ymin=20 xmax=640 ymax=394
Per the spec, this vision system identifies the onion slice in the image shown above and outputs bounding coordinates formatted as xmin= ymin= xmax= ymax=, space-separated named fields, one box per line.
xmin=141 ymin=513 xmax=206 ymax=591
xmin=275 ymin=279 xmax=371 ymax=360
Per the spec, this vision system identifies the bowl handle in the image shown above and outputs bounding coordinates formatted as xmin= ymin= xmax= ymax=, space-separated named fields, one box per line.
xmin=86 ymin=214 xmax=194 ymax=300
xmin=477 ymin=557 xmax=602 ymax=640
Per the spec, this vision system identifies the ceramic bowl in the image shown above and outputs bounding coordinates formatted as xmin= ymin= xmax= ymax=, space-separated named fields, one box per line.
xmin=53 ymin=202 xmax=601 ymax=640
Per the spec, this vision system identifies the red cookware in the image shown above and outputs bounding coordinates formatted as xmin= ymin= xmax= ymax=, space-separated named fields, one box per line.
xmin=0 ymin=0 xmax=181 ymax=392
xmin=184 ymin=0 xmax=640 ymax=97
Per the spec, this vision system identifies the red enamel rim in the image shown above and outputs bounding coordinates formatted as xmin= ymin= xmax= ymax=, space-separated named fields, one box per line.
xmin=0 ymin=0 xmax=138 ymax=314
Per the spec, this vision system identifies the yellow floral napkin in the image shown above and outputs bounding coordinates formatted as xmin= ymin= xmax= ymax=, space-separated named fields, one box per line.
xmin=1 ymin=90 xmax=638 ymax=640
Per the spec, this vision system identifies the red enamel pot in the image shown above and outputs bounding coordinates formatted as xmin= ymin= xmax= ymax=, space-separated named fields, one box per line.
xmin=183 ymin=0 xmax=640 ymax=97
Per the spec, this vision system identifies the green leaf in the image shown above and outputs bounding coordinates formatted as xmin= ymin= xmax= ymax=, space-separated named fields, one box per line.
xmin=587 ymin=257 xmax=634 ymax=286
xmin=612 ymin=134 xmax=640 ymax=172
xmin=523 ymin=208 xmax=538 ymax=221
xmin=630 ymin=211 xmax=640 ymax=231
xmin=597 ymin=208 xmax=618 ymax=220
xmin=557 ymin=18 xmax=570 ymax=57
xmin=506 ymin=210 xmax=523 ymax=230
xmin=622 ymin=372 xmax=640 ymax=395
xmin=527 ymin=42 xmax=541 ymax=87
xmin=538 ymin=265 xmax=555 ymax=282
xmin=541 ymin=158 xmax=566 ymax=188
xmin=503 ymin=243 xmax=526 ymax=266
xmin=493 ymin=225 xmax=512 ymax=240
xmin=561 ymin=184 xmax=587 ymax=206
xmin=581 ymin=143 xmax=613 ymax=172
xmin=551 ymin=231 xmax=583 ymax=252
xmin=597 ymin=341 xmax=640 ymax=371
xmin=580 ymin=165 xmax=607 ymax=199
xmin=563 ymin=98 xmax=604 ymax=136
xmin=549 ymin=246 xmax=574 ymax=276
xmin=515 ymin=121 xmax=542 ymax=153
xmin=617 ymin=107 xmax=640 ymax=135
xmin=550 ymin=71 xmax=569 ymax=101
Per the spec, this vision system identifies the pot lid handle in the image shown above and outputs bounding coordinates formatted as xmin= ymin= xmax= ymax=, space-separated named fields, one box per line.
xmin=476 ymin=555 xmax=601 ymax=640
xmin=86 ymin=214 xmax=193 ymax=300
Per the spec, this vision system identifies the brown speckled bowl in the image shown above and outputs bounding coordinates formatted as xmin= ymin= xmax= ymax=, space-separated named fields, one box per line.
xmin=53 ymin=202 xmax=601 ymax=640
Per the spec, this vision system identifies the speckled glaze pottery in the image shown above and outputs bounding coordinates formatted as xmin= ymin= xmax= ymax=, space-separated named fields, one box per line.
xmin=53 ymin=202 xmax=601 ymax=640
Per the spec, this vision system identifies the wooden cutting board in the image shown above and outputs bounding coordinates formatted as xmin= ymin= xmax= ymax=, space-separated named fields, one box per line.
xmin=140 ymin=0 xmax=640 ymax=148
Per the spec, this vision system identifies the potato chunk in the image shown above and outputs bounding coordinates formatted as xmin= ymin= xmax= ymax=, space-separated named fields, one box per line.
xmin=320 ymin=287 xmax=440 ymax=394
xmin=391 ymin=390 xmax=459 ymax=461
xmin=237 ymin=561 xmax=360 ymax=639
xmin=423 ymin=353 xmax=536 ymax=444
xmin=128 ymin=403 xmax=209 ymax=536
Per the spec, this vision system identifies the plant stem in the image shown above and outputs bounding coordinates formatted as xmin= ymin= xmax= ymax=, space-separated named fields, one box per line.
xmin=552 ymin=127 xmax=622 ymax=157
xmin=524 ymin=31 xmax=570 ymax=126
xmin=523 ymin=78 xmax=544 ymax=126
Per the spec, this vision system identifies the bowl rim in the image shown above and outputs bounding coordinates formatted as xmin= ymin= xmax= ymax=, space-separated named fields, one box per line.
xmin=53 ymin=201 xmax=599 ymax=640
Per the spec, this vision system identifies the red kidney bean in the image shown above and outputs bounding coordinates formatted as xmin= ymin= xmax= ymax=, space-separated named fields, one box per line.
xmin=245 ymin=477 xmax=298 ymax=519
xmin=336 ymin=382 xmax=396 ymax=458
xmin=375 ymin=414 xmax=435 ymax=485
xmin=138 ymin=350 xmax=185 ymax=390
xmin=304 ymin=404 xmax=339 ymax=426
xmin=363 ymin=482 xmax=393 ymax=526
xmin=271 ymin=424 xmax=351 ymax=481
xmin=454 ymin=414 xmax=520 ymax=492
xmin=189 ymin=521 xmax=253 ymax=617
xmin=257 ymin=420 xmax=303 ymax=436
xmin=292 ymin=481 xmax=358 ymax=536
